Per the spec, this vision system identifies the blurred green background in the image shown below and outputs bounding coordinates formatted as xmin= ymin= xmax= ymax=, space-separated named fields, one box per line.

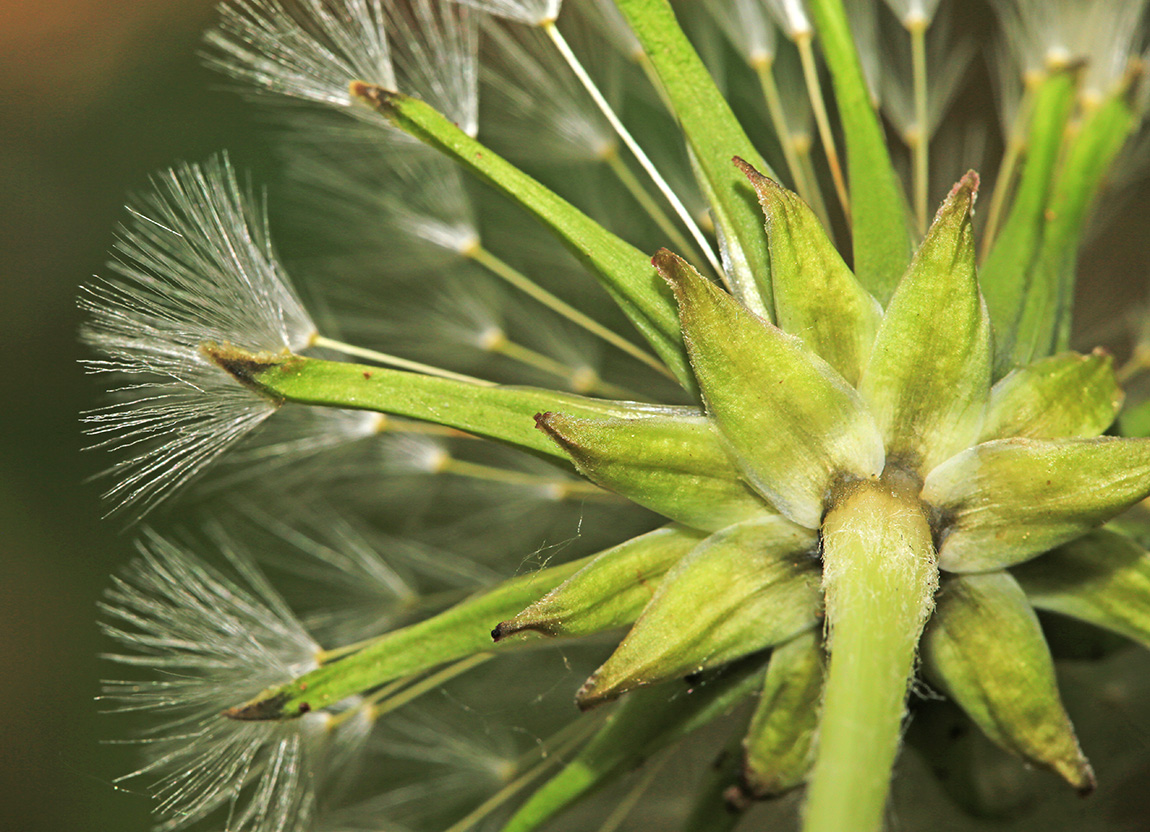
xmin=2 ymin=3 xmax=1148 ymax=832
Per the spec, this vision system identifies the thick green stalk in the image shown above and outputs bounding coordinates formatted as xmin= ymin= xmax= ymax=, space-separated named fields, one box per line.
xmin=208 ymin=348 xmax=691 ymax=462
xmin=979 ymin=71 xmax=1077 ymax=371
xmin=807 ymin=0 xmax=912 ymax=302
xmin=351 ymin=84 xmax=694 ymax=389
xmin=803 ymin=479 xmax=938 ymax=832
xmin=612 ymin=0 xmax=776 ymax=320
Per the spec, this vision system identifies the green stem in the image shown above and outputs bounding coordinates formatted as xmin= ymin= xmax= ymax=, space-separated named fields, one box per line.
xmin=463 ymin=242 xmax=673 ymax=379
xmin=796 ymin=31 xmax=850 ymax=221
xmin=543 ymin=20 xmax=723 ymax=278
xmin=803 ymin=479 xmax=939 ymax=832
xmin=807 ymin=0 xmax=913 ymax=302
xmin=909 ymin=17 xmax=929 ymax=237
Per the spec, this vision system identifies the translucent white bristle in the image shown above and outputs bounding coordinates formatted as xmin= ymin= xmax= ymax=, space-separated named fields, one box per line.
xmin=100 ymin=530 xmax=368 ymax=831
xmin=763 ymin=0 xmax=813 ymax=39
xmin=281 ymin=131 xmax=479 ymax=269
xmin=704 ymin=0 xmax=778 ymax=67
xmin=990 ymin=0 xmax=1150 ymax=102
xmin=881 ymin=0 xmax=943 ymax=28
xmin=80 ymin=155 xmax=317 ymax=516
xmin=452 ymin=0 xmax=562 ymax=26
xmin=480 ymin=17 xmax=616 ymax=162
xmin=384 ymin=0 xmax=481 ymax=136
xmin=205 ymin=0 xmax=396 ymax=110
xmin=879 ymin=6 xmax=976 ymax=141
xmin=571 ymin=0 xmax=643 ymax=61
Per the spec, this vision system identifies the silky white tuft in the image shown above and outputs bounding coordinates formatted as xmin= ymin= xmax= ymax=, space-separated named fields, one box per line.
xmin=452 ymin=0 xmax=561 ymax=26
xmin=80 ymin=154 xmax=316 ymax=516
xmin=385 ymin=0 xmax=481 ymax=136
xmin=100 ymin=529 xmax=366 ymax=832
xmin=204 ymin=0 xmax=396 ymax=110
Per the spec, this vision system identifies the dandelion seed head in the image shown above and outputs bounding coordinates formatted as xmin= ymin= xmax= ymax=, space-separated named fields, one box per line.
xmin=991 ymin=0 xmax=1150 ymax=101
xmin=705 ymin=0 xmax=777 ymax=67
xmin=281 ymin=132 xmax=479 ymax=276
xmin=879 ymin=5 xmax=976 ymax=141
xmin=100 ymin=530 xmax=367 ymax=832
xmin=481 ymin=18 xmax=616 ymax=163
xmin=206 ymin=0 xmax=396 ymax=111
xmin=385 ymin=0 xmax=481 ymax=136
xmin=453 ymin=0 xmax=561 ymax=26
xmin=881 ymin=0 xmax=943 ymax=29
xmin=763 ymin=0 xmax=812 ymax=40
xmin=80 ymin=155 xmax=316 ymax=515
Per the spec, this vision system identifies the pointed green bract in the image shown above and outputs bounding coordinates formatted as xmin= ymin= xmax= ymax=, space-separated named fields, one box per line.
xmin=612 ymin=0 xmax=775 ymax=319
xmin=656 ymin=250 xmax=884 ymax=528
xmin=739 ymin=629 xmax=824 ymax=799
xmin=924 ymin=437 xmax=1150 ymax=573
xmin=922 ymin=571 xmax=1094 ymax=792
xmin=215 ymin=348 xmax=689 ymax=462
xmin=576 ymin=515 xmax=820 ymax=708
xmin=737 ymin=160 xmax=882 ymax=386
xmin=807 ymin=0 xmax=912 ymax=302
xmin=501 ymin=657 xmax=767 ymax=832
xmin=979 ymin=71 xmax=1077 ymax=371
xmin=859 ymin=173 xmax=991 ymax=475
xmin=223 ymin=552 xmax=594 ymax=720
xmin=351 ymin=85 xmax=693 ymax=388
xmin=1013 ymin=529 xmax=1150 ymax=650
xmin=493 ymin=525 xmax=705 ymax=641
xmin=536 ymin=410 xmax=771 ymax=531
xmin=1013 ymin=89 xmax=1137 ymax=365
xmin=980 ymin=350 xmax=1123 ymax=442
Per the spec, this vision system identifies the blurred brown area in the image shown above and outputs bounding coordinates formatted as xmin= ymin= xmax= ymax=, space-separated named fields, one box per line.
xmin=0 ymin=2 xmax=269 ymax=829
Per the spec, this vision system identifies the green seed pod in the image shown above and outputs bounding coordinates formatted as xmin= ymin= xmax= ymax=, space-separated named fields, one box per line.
xmin=576 ymin=515 xmax=820 ymax=708
xmin=655 ymin=249 xmax=883 ymax=529
xmin=924 ymin=436 xmax=1150 ymax=572
xmin=492 ymin=524 xmax=706 ymax=641
xmin=736 ymin=160 xmax=882 ymax=386
xmin=921 ymin=571 xmax=1094 ymax=792
xmin=738 ymin=629 xmax=825 ymax=800
xmin=858 ymin=172 xmax=991 ymax=475
xmin=535 ymin=410 xmax=771 ymax=531
xmin=980 ymin=349 xmax=1123 ymax=442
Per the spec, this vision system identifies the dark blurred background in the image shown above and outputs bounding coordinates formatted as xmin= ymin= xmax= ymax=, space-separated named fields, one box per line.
xmin=0 ymin=3 xmax=270 ymax=829
xmin=2 ymin=3 xmax=1148 ymax=832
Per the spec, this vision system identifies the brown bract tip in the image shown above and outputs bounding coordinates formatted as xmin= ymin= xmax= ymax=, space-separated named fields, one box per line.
xmin=201 ymin=343 xmax=288 ymax=393
xmin=732 ymin=156 xmax=774 ymax=189
xmin=348 ymin=80 xmax=396 ymax=110
xmin=222 ymin=692 xmax=289 ymax=722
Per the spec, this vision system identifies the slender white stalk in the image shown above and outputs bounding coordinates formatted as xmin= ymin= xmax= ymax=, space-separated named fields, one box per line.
xmin=602 ymin=147 xmax=704 ymax=271
xmin=463 ymin=241 xmax=672 ymax=378
xmin=795 ymin=31 xmax=851 ymax=221
xmin=909 ymin=16 xmax=930 ymax=236
xmin=753 ymin=57 xmax=815 ymax=208
xmin=482 ymin=329 xmax=638 ymax=398
xmin=311 ymin=334 xmax=495 ymax=386
xmin=543 ymin=21 xmax=724 ymax=277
